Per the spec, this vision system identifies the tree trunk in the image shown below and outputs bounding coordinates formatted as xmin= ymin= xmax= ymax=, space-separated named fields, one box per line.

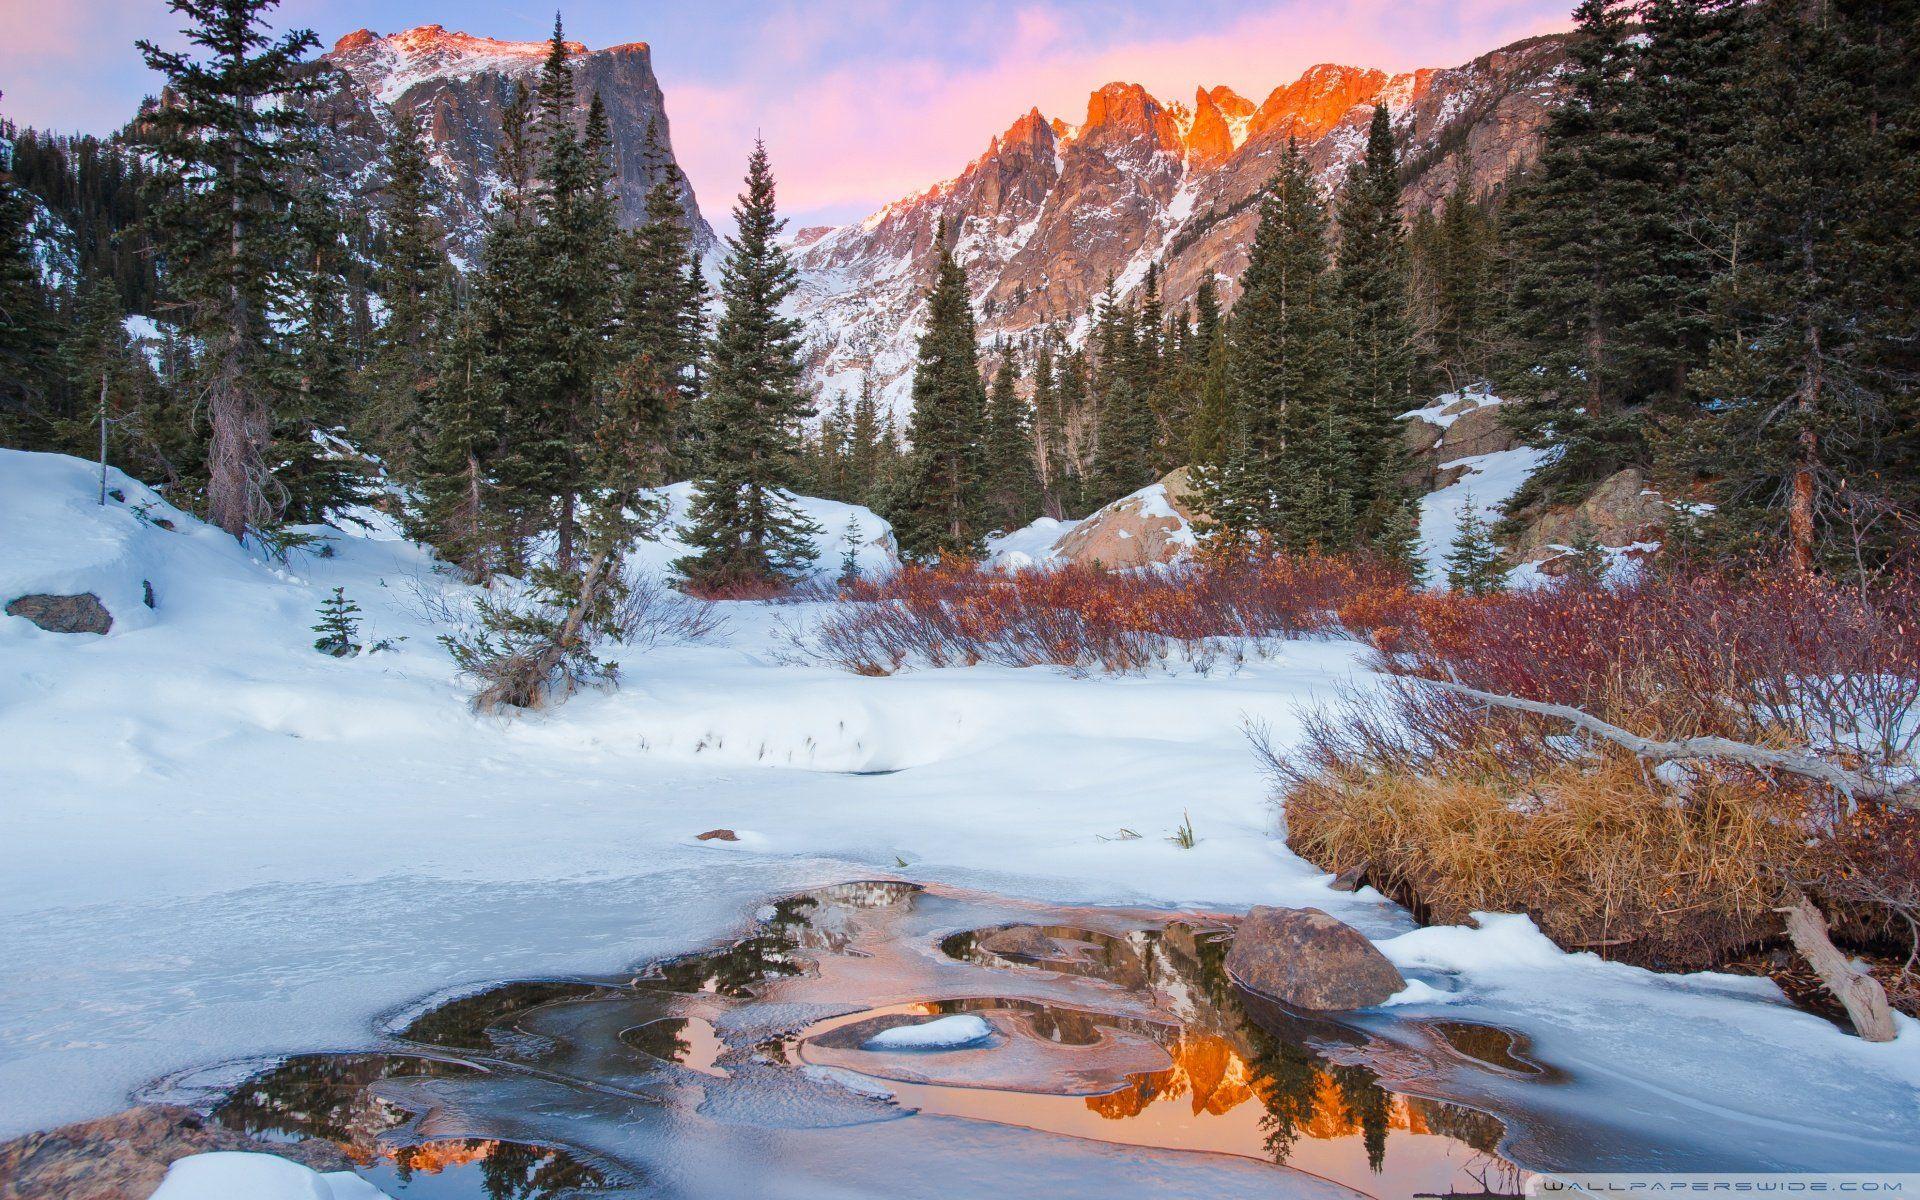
xmin=1779 ymin=887 xmax=1896 ymax=1042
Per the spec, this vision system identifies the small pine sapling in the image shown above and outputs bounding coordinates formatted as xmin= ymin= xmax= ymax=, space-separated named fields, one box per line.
xmin=312 ymin=587 xmax=363 ymax=657
xmin=838 ymin=517 xmax=863 ymax=585
xmin=1560 ymin=519 xmax=1611 ymax=587
xmin=1445 ymin=505 xmax=1506 ymax=596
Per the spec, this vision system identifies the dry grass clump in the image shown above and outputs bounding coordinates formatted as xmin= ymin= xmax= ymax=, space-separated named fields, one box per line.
xmin=1284 ymin=753 xmax=1818 ymax=969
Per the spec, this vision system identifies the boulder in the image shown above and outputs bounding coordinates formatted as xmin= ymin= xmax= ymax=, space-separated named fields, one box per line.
xmin=695 ymin=828 xmax=739 ymax=842
xmin=1052 ymin=467 xmax=1199 ymax=568
xmin=1511 ymin=468 xmax=1671 ymax=565
xmin=979 ymin=925 xmax=1060 ymax=959
xmin=5 ymin=592 xmax=112 ymax=635
xmin=1223 ymin=906 xmax=1406 ymax=1011
xmin=1436 ymin=403 xmax=1515 ymax=460
xmin=0 ymin=1104 xmax=350 ymax=1200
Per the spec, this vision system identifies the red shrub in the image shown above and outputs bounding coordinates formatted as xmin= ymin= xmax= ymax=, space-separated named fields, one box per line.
xmin=806 ymin=555 xmax=1412 ymax=675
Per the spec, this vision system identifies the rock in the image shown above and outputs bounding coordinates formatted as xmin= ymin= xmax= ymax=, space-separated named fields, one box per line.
xmin=1402 ymin=416 xmax=1445 ymax=458
xmin=6 ymin=592 xmax=112 ymax=635
xmin=0 ymin=1104 xmax=350 ymax=1200
xmin=979 ymin=925 xmax=1058 ymax=958
xmin=1052 ymin=467 xmax=1198 ymax=568
xmin=695 ymin=828 xmax=738 ymax=842
xmin=1223 ymin=906 xmax=1406 ymax=1011
xmin=1511 ymin=468 xmax=1671 ymax=565
xmin=1328 ymin=867 xmax=1368 ymax=893
xmin=1435 ymin=403 xmax=1515 ymax=460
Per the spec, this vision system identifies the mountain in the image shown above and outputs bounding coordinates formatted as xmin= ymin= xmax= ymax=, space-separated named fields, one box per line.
xmin=308 ymin=26 xmax=715 ymax=264
xmin=791 ymin=34 xmax=1570 ymax=414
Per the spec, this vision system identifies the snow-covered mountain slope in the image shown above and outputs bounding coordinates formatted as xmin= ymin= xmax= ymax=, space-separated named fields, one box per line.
xmin=793 ymin=34 xmax=1570 ymax=416
xmin=309 ymin=25 xmax=715 ymax=264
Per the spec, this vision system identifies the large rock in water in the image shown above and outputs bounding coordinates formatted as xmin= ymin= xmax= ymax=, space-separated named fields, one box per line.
xmin=1224 ymin=906 xmax=1406 ymax=1011
xmin=0 ymin=1104 xmax=350 ymax=1200
xmin=1052 ymin=467 xmax=1199 ymax=568
xmin=6 ymin=592 xmax=112 ymax=634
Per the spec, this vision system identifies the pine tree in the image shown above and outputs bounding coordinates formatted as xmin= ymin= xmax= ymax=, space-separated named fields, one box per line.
xmin=846 ymin=372 xmax=886 ymax=507
xmin=1445 ymin=506 xmax=1505 ymax=595
xmin=0 ymin=108 xmax=60 ymax=434
xmin=136 ymin=0 xmax=323 ymax=538
xmin=363 ymin=115 xmax=449 ymax=477
xmin=1090 ymin=289 xmax=1158 ymax=501
xmin=1683 ymin=0 xmax=1920 ymax=570
xmin=1030 ymin=341 xmax=1067 ymax=518
xmin=981 ymin=356 xmax=1040 ymax=532
xmin=890 ymin=220 xmax=989 ymax=559
xmin=1196 ymin=141 xmax=1348 ymax=550
xmin=410 ymin=298 xmax=505 ymax=580
xmin=312 ymin=587 xmax=362 ymax=657
xmin=613 ymin=122 xmax=704 ymax=484
xmin=1336 ymin=106 xmax=1418 ymax=546
xmin=676 ymin=140 xmax=820 ymax=588
xmin=1497 ymin=0 xmax=1655 ymax=506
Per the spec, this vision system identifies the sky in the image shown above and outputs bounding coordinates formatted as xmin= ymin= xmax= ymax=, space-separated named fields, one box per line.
xmin=0 ymin=0 xmax=1573 ymax=230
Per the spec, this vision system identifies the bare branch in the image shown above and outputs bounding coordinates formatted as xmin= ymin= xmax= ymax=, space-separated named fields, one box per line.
xmin=1412 ymin=678 xmax=1920 ymax=811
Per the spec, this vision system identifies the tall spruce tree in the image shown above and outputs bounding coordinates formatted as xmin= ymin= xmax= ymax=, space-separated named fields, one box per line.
xmin=890 ymin=220 xmax=990 ymax=559
xmin=1196 ymin=141 xmax=1347 ymax=549
xmin=0 ymin=103 xmax=60 ymax=434
xmin=1683 ymin=0 xmax=1920 ymax=569
xmin=981 ymin=356 xmax=1040 ymax=532
xmin=136 ymin=0 xmax=323 ymax=537
xmin=1497 ymin=0 xmax=1654 ymax=507
xmin=676 ymin=139 xmax=820 ymax=587
xmin=1336 ymin=105 xmax=1419 ymax=548
xmin=363 ymin=115 xmax=449 ymax=478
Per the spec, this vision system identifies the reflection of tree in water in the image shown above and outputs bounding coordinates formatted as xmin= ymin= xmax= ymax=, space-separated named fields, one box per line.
xmin=642 ymin=897 xmax=816 ymax=997
xmin=623 ymin=1017 xmax=695 ymax=1065
xmin=214 ymin=1054 xmax=476 ymax=1148
xmin=385 ymin=1139 xmax=607 ymax=1200
xmin=402 ymin=982 xmax=612 ymax=1049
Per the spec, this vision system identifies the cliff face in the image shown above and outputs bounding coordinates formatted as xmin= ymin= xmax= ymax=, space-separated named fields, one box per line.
xmin=312 ymin=26 xmax=715 ymax=263
xmin=793 ymin=34 xmax=1571 ymax=415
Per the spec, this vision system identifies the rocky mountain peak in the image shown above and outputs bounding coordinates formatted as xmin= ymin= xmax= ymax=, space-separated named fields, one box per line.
xmin=310 ymin=25 xmax=712 ymax=263
xmin=1184 ymin=87 xmax=1238 ymax=165
xmin=1248 ymin=63 xmax=1390 ymax=142
xmin=1079 ymin=82 xmax=1182 ymax=153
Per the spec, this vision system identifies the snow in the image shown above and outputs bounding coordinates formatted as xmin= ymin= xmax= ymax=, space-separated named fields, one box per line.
xmin=862 ymin=1014 xmax=995 ymax=1050
xmin=150 ymin=1153 xmax=388 ymax=1200
xmin=1400 ymin=389 xmax=1500 ymax=431
xmin=1416 ymin=445 xmax=1550 ymax=586
xmin=4 ymin=447 xmax=1920 ymax=1174
xmin=986 ymin=516 xmax=1079 ymax=569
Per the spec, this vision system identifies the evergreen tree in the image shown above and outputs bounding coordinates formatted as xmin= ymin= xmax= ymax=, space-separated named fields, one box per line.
xmin=846 ymin=372 xmax=887 ymax=507
xmin=676 ymin=139 xmax=820 ymax=587
xmin=1336 ymin=105 xmax=1419 ymax=546
xmin=1445 ymin=506 xmax=1505 ymax=595
xmin=981 ymin=356 xmax=1040 ymax=531
xmin=363 ymin=115 xmax=449 ymax=477
xmin=1090 ymin=288 xmax=1158 ymax=500
xmin=1497 ymin=0 xmax=1656 ymax=506
xmin=136 ymin=0 xmax=324 ymax=537
xmin=0 ymin=106 xmax=60 ymax=435
xmin=311 ymin=587 xmax=362 ymax=657
xmin=1682 ymin=0 xmax=1920 ymax=569
xmin=613 ymin=122 xmax=704 ymax=483
xmin=410 ymin=298 xmax=505 ymax=580
xmin=1196 ymin=141 xmax=1347 ymax=550
xmin=890 ymin=220 xmax=990 ymax=559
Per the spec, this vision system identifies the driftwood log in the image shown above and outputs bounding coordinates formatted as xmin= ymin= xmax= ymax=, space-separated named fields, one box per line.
xmin=1416 ymin=676 xmax=1906 ymax=1041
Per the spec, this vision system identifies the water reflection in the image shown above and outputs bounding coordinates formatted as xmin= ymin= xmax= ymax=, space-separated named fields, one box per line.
xmin=194 ymin=882 xmax=1551 ymax=1199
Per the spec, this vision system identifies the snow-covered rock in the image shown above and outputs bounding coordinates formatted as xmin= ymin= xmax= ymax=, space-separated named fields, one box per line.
xmin=1050 ymin=468 xmax=1199 ymax=569
xmin=862 ymin=1014 xmax=994 ymax=1050
xmin=150 ymin=1153 xmax=388 ymax=1200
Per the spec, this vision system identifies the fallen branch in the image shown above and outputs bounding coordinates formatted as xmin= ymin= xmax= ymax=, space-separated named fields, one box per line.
xmin=1413 ymin=678 xmax=1919 ymax=811
xmin=1779 ymin=887 xmax=1897 ymax=1042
